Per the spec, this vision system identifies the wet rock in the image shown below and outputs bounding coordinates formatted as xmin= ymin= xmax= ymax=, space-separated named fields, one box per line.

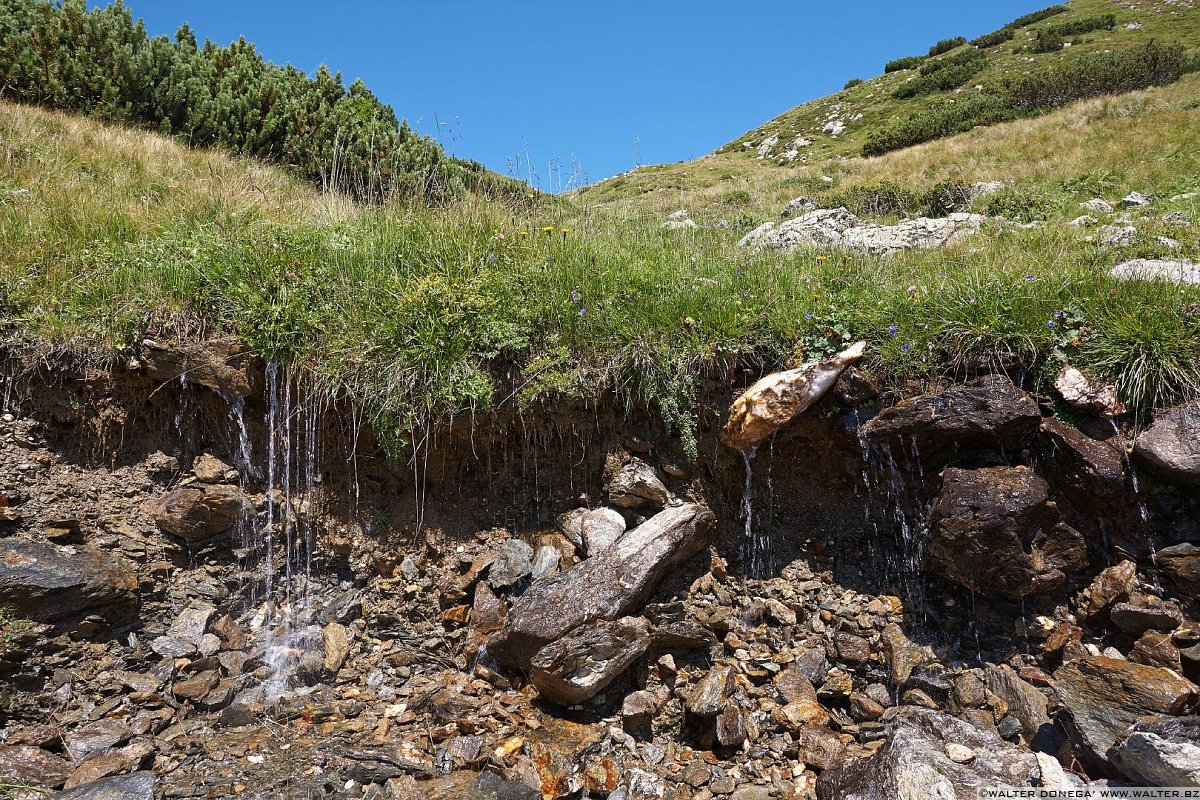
xmin=1158 ymin=544 xmax=1200 ymax=599
xmin=0 ymin=745 xmax=72 ymax=789
xmin=323 ymin=621 xmax=350 ymax=674
xmin=881 ymin=624 xmax=927 ymax=686
xmin=1055 ymin=366 xmax=1125 ymax=418
xmin=466 ymin=581 xmax=506 ymax=657
xmin=529 ymin=616 xmax=651 ymax=705
xmin=53 ymin=771 xmax=156 ymax=800
xmin=146 ymin=484 xmax=247 ymax=543
xmin=1053 ymin=655 xmax=1199 ymax=773
xmin=720 ymin=341 xmax=867 ymax=450
xmin=817 ymin=707 xmax=1037 ymax=799
xmin=1134 ymin=401 xmax=1200 ymax=485
xmin=65 ymin=719 xmax=131 ymax=763
xmin=139 ymin=339 xmax=251 ymax=397
xmin=558 ymin=507 xmax=628 ymax=556
xmin=1110 ymin=600 xmax=1183 ymax=636
xmin=1110 ymin=258 xmax=1200 ymax=287
xmin=1077 ymin=561 xmax=1138 ymax=620
xmin=0 ymin=539 xmax=137 ymax=625
xmin=489 ymin=503 xmax=714 ymax=669
xmin=834 ymin=631 xmax=871 ymax=664
xmin=607 ymin=459 xmax=670 ymax=510
xmin=1132 ymin=631 xmax=1183 ymax=671
xmin=172 ymin=669 xmax=218 ymax=701
xmin=488 ymin=540 xmax=535 ymax=589
xmin=1109 ymin=716 xmax=1200 ymax=787
xmin=191 ymin=453 xmax=235 ymax=483
xmin=928 ymin=466 xmax=1087 ymax=597
xmin=861 ymin=375 xmax=1041 ymax=468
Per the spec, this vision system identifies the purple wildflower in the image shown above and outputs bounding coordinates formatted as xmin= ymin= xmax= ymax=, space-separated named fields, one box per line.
xmin=804 ymin=312 xmax=814 ymax=320
xmin=1047 ymin=320 xmax=1056 ymax=328
xmin=887 ymin=324 xmax=898 ymax=337
xmin=570 ymin=289 xmax=580 ymax=304
xmin=901 ymin=342 xmax=912 ymax=352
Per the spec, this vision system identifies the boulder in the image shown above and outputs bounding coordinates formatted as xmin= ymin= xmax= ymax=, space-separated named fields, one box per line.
xmin=52 ymin=772 xmax=156 ymax=800
xmin=1158 ymin=544 xmax=1200 ymax=599
xmin=1109 ymin=716 xmax=1200 ymax=786
xmin=558 ymin=507 xmax=627 ymax=556
xmin=1121 ymin=191 xmax=1152 ymax=208
xmin=816 ymin=707 xmax=1038 ymax=799
xmin=529 ymin=617 xmax=651 ymax=705
xmin=860 ymin=375 xmax=1040 ymax=468
xmin=1037 ymin=418 xmax=1126 ymax=510
xmin=146 ymin=484 xmax=248 ymax=543
xmin=1110 ymin=600 xmax=1182 ymax=636
xmin=982 ymin=665 xmax=1054 ymax=750
xmin=1134 ymin=401 xmax=1200 ymax=485
xmin=487 ymin=540 xmax=535 ymax=589
xmin=1081 ymin=198 xmax=1114 ymax=213
xmin=191 ymin=453 xmax=235 ymax=483
xmin=1054 ymin=366 xmax=1125 ymax=418
xmin=1110 ymin=258 xmax=1200 ymax=287
xmin=1077 ymin=561 xmax=1138 ymax=620
xmin=488 ymin=504 xmax=714 ymax=669
xmin=739 ymin=208 xmax=986 ymax=256
xmin=1100 ymin=225 xmax=1138 ymax=248
xmin=0 ymin=744 xmax=72 ymax=789
xmin=684 ymin=664 xmax=745 ymax=749
xmin=720 ymin=341 xmax=866 ymax=450
xmin=927 ymin=466 xmax=1087 ymax=597
xmin=1053 ymin=655 xmax=1199 ymax=773
xmin=0 ymin=539 xmax=137 ymax=625
xmin=323 ymin=622 xmax=350 ymax=674
xmin=606 ymin=459 xmax=670 ymax=510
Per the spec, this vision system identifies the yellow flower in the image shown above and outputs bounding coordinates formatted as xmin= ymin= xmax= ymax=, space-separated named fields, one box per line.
xmin=519 ymin=230 xmax=529 ymax=237
xmin=817 ymin=255 xmax=827 ymax=262
xmin=543 ymin=226 xmax=554 ymax=234
xmin=560 ymin=228 xmax=570 ymax=235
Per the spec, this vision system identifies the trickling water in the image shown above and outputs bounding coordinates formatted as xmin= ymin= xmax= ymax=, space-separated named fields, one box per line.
xmin=740 ymin=445 xmax=774 ymax=578
xmin=1109 ymin=419 xmax=1155 ymax=563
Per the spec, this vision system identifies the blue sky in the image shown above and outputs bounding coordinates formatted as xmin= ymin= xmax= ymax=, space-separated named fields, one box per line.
xmin=122 ymin=1 xmax=1049 ymax=188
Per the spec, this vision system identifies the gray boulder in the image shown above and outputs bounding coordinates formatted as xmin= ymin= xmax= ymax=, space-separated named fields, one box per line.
xmin=739 ymin=207 xmax=986 ymax=256
xmin=487 ymin=539 xmax=535 ymax=589
xmin=0 ymin=539 xmax=137 ymax=625
xmin=1110 ymin=258 xmax=1200 ymax=286
xmin=558 ymin=507 xmax=627 ymax=556
xmin=1134 ymin=401 xmax=1200 ymax=485
xmin=1081 ymin=198 xmax=1114 ymax=213
xmin=816 ymin=707 xmax=1038 ymax=799
xmin=1109 ymin=716 xmax=1200 ymax=787
xmin=530 ymin=616 xmax=651 ymax=704
xmin=607 ymin=459 xmax=670 ymax=510
xmin=488 ymin=503 xmax=714 ymax=669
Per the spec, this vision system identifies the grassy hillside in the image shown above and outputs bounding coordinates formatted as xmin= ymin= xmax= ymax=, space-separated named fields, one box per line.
xmin=4 ymin=85 xmax=1199 ymax=460
xmin=578 ymin=0 xmax=1199 ymax=208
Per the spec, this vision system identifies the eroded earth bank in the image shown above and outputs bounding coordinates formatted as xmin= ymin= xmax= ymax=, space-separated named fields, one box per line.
xmin=1 ymin=340 xmax=1199 ymax=800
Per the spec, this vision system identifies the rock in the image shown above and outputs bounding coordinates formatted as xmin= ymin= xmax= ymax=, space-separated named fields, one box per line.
xmin=816 ymin=708 xmax=1038 ymax=799
xmin=1110 ymin=258 xmax=1200 ymax=286
xmin=146 ymin=484 xmax=248 ymax=543
xmin=1053 ymin=655 xmax=1199 ymax=773
xmin=1159 ymin=544 xmax=1200 ymax=598
xmin=1077 ymin=561 xmax=1138 ymax=619
xmin=1132 ymin=631 xmax=1182 ymax=671
xmin=489 ymin=503 xmax=714 ymax=669
xmin=795 ymin=725 xmax=847 ymax=771
xmin=1134 ymin=401 xmax=1200 ymax=484
xmin=945 ymin=743 xmax=975 ymax=763
xmin=1100 ymin=225 xmax=1137 ymax=247
xmin=881 ymin=624 xmax=928 ymax=686
xmin=488 ymin=540 xmax=535 ymax=589
xmin=834 ymin=632 xmax=871 ymax=664
xmin=1082 ymin=198 xmax=1114 ymax=213
xmin=720 ymin=341 xmax=866 ymax=450
xmin=172 ymin=669 xmax=219 ymax=701
xmin=1110 ymin=601 xmax=1182 ymax=635
xmin=465 ymin=581 xmax=506 ymax=657
xmin=323 ymin=622 xmax=350 ymax=674
xmin=1109 ymin=716 xmax=1200 ymax=787
xmin=1037 ymin=418 xmax=1126 ymax=510
xmin=739 ymin=208 xmax=987 ymax=256
xmin=52 ymin=772 xmax=156 ymax=800
xmin=0 ymin=745 xmax=72 ymax=789
xmin=860 ymin=375 xmax=1040 ymax=468
xmin=168 ymin=601 xmax=214 ymax=644
xmin=529 ymin=616 xmax=651 ymax=705
xmin=982 ymin=665 xmax=1053 ymax=749
xmin=63 ymin=752 xmax=132 ymax=790
xmin=558 ymin=507 xmax=627 ymax=556
xmin=192 ymin=453 xmax=234 ymax=483
xmin=1055 ymin=366 xmax=1126 ymax=418
xmin=968 ymin=181 xmax=1005 ymax=201
xmin=665 ymin=210 xmax=697 ymax=230
xmin=927 ymin=466 xmax=1087 ymax=598
xmin=781 ymin=196 xmax=815 ymax=218
xmin=0 ymin=539 xmax=137 ymax=625
xmin=607 ymin=459 xmax=670 ymax=510
xmin=139 ymin=339 xmax=251 ymax=398
xmin=64 ymin=720 xmax=130 ymax=763
xmin=622 ymin=690 xmax=661 ymax=737
xmin=1121 ymin=191 xmax=1152 ymax=208
xmin=685 ymin=665 xmax=739 ymax=748
xmin=530 ymin=545 xmax=560 ymax=580
xmin=1069 ymin=214 xmax=1098 ymax=227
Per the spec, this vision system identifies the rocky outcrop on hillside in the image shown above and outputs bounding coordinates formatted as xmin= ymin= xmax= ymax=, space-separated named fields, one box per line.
xmin=738 ymin=207 xmax=987 ymax=255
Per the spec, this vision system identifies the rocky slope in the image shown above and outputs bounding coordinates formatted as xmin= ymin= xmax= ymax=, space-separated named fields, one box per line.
xmin=0 ymin=338 xmax=1198 ymax=799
